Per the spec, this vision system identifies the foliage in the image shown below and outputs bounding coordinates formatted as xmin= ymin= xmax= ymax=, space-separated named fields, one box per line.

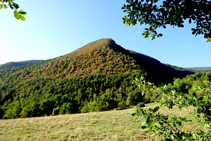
xmin=0 ymin=0 xmax=26 ymax=21
xmin=132 ymin=75 xmax=211 ymax=140
xmin=122 ymin=0 xmax=211 ymax=42
xmin=0 ymin=60 xmax=43 ymax=70
xmin=0 ymin=72 xmax=151 ymax=119
xmin=59 ymin=103 xmax=72 ymax=114
xmin=173 ymin=72 xmax=211 ymax=95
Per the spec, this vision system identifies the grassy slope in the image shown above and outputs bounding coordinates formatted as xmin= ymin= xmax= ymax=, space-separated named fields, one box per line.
xmin=0 ymin=103 xmax=202 ymax=141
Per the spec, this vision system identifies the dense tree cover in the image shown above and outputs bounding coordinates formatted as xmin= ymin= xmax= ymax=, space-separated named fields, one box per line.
xmin=173 ymin=72 xmax=211 ymax=95
xmin=0 ymin=72 xmax=159 ymax=119
xmin=122 ymin=0 xmax=211 ymax=42
xmin=1 ymin=71 xmax=209 ymax=119
xmin=0 ymin=0 xmax=26 ymax=21
xmin=0 ymin=60 xmax=44 ymax=70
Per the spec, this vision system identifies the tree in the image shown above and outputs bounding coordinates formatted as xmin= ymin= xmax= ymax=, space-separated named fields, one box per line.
xmin=0 ymin=0 xmax=26 ymax=21
xmin=122 ymin=0 xmax=211 ymax=42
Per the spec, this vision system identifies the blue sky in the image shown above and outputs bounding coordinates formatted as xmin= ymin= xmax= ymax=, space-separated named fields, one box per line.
xmin=0 ymin=0 xmax=210 ymax=67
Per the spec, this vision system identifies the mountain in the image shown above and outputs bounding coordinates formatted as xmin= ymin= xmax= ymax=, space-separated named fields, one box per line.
xmin=185 ymin=67 xmax=211 ymax=73
xmin=186 ymin=67 xmax=211 ymax=70
xmin=0 ymin=38 xmax=195 ymax=119
xmin=0 ymin=38 xmax=194 ymax=85
xmin=0 ymin=60 xmax=44 ymax=70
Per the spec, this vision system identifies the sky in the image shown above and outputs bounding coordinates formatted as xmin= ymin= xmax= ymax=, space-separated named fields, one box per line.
xmin=0 ymin=0 xmax=210 ymax=68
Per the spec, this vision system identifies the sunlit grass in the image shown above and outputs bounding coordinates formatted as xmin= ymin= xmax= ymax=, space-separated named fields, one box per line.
xmin=0 ymin=103 xmax=202 ymax=141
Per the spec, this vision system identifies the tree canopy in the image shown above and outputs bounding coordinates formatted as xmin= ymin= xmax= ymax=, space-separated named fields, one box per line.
xmin=0 ymin=0 xmax=26 ymax=21
xmin=122 ymin=0 xmax=211 ymax=42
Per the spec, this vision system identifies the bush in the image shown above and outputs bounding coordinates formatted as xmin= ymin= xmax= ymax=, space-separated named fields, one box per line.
xmin=59 ymin=103 xmax=72 ymax=114
xmin=3 ymin=108 xmax=14 ymax=119
xmin=20 ymin=108 xmax=29 ymax=118
xmin=117 ymin=101 xmax=128 ymax=110
xmin=126 ymin=88 xmax=144 ymax=106
xmin=81 ymin=94 xmax=117 ymax=113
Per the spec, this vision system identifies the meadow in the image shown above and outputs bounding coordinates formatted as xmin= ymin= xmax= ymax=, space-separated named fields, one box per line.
xmin=0 ymin=103 xmax=201 ymax=141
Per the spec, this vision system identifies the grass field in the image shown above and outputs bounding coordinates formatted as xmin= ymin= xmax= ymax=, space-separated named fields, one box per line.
xmin=0 ymin=103 xmax=202 ymax=141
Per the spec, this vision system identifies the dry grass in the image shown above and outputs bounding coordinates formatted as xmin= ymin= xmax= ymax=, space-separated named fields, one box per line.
xmin=0 ymin=103 xmax=202 ymax=141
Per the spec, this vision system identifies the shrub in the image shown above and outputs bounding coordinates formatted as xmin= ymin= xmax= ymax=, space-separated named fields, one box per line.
xmin=81 ymin=94 xmax=117 ymax=113
xmin=59 ymin=103 xmax=72 ymax=114
xmin=126 ymin=88 xmax=144 ymax=106
xmin=117 ymin=101 xmax=128 ymax=110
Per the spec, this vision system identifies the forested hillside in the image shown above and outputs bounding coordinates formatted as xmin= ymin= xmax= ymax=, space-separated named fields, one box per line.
xmin=0 ymin=60 xmax=44 ymax=70
xmin=0 ymin=38 xmax=195 ymax=119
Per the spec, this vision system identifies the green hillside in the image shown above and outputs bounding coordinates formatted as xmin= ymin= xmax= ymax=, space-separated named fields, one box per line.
xmin=0 ymin=38 xmax=195 ymax=119
xmin=0 ymin=60 xmax=44 ymax=70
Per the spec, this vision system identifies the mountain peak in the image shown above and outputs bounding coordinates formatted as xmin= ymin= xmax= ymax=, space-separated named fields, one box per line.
xmin=67 ymin=38 xmax=120 ymax=56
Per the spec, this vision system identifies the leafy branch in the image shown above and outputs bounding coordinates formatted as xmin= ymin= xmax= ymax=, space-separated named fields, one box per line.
xmin=0 ymin=0 xmax=26 ymax=21
xmin=132 ymin=77 xmax=211 ymax=140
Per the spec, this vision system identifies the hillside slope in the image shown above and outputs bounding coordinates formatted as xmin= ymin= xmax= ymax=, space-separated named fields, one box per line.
xmin=0 ymin=60 xmax=44 ymax=70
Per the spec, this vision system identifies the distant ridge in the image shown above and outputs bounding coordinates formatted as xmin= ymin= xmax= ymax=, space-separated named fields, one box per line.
xmin=186 ymin=67 xmax=211 ymax=71
xmin=0 ymin=60 xmax=44 ymax=70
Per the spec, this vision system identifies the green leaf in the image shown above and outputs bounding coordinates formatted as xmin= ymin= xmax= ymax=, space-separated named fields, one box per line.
xmin=146 ymin=116 xmax=153 ymax=126
xmin=171 ymin=135 xmax=175 ymax=140
xmin=182 ymin=117 xmax=187 ymax=121
xmin=148 ymin=108 xmax=153 ymax=112
xmin=141 ymin=126 xmax=148 ymax=129
xmin=12 ymin=3 xmax=19 ymax=10
xmin=19 ymin=15 xmax=25 ymax=21
xmin=132 ymin=113 xmax=139 ymax=116
xmin=14 ymin=10 xmax=20 ymax=20
xmin=4 ymin=5 xmax=7 ymax=9
xmin=153 ymin=106 xmax=159 ymax=113
xmin=206 ymin=38 xmax=211 ymax=42
xmin=148 ymin=126 xmax=153 ymax=132
xmin=9 ymin=2 xmax=13 ymax=10
xmin=0 ymin=4 xmax=3 ymax=9
xmin=19 ymin=10 xmax=27 ymax=15
xmin=170 ymin=118 xmax=174 ymax=123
